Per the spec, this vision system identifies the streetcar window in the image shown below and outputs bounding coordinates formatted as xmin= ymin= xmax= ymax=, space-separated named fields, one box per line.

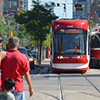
xmin=53 ymin=29 xmax=87 ymax=55
xmin=91 ymin=34 xmax=100 ymax=48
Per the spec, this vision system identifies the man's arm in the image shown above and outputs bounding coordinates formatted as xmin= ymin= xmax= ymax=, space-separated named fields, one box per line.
xmin=0 ymin=51 xmax=6 ymax=92
xmin=0 ymin=51 xmax=6 ymax=66
xmin=24 ymin=71 xmax=34 ymax=97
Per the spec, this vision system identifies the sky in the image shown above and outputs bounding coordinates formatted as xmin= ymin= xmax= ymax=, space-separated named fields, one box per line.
xmin=28 ymin=0 xmax=73 ymax=19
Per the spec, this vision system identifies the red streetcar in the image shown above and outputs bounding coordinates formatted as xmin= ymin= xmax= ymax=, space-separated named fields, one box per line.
xmin=90 ymin=26 xmax=100 ymax=68
xmin=50 ymin=19 xmax=90 ymax=73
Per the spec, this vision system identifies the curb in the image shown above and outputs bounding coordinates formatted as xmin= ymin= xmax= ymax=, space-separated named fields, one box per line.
xmin=35 ymin=64 xmax=50 ymax=74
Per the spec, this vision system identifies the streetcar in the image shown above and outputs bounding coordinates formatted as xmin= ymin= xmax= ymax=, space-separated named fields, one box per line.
xmin=90 ymin=25 xmax=100 ymax=68
xmin=50 ymin=19 xmax=90 ymax=73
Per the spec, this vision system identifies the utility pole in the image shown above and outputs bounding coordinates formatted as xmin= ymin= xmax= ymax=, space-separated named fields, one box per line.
xmin=65 ymin=0 xmax=67 ymax=18
xmin=57 ymin=0 xmax=67 ymax=18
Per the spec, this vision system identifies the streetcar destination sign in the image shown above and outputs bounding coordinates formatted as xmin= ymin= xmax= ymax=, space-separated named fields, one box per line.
xmin=60 ymin=29 xmax=79 ymax=33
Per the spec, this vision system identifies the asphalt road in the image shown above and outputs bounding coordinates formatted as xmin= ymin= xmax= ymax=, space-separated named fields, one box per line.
xmin=24 ymin=68 xmax=100 ymax=100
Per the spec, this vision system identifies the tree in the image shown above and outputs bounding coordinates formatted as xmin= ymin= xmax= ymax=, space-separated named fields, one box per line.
xmin=14 ymin=0 xmax=58 ymax=64
xmin=2 ymin=15 xmax=31 ymax=48
xmin=88 ymin=19 xmax=96 ymax=29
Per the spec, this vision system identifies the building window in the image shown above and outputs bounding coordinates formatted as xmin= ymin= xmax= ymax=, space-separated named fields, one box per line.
xmin=78 ymin=0 xmax=86 ymax=1
xmin=11 ymin=10 xmax=16 ymax=15
xmin=4 ymin=10 xmax=9 ymax=15
xmin=11 ymin=1 xmax=17 ymax=6
xmin=0 ymin=5 xmax=3 ymax=12
xmin=3 ymin=1 xmax=4 ymax=6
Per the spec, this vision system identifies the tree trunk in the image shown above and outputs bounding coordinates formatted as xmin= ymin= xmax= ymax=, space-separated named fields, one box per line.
xmin=37 ymin=44 xmax=39 ymax=64
xmin=39 ymin=42 xmax=42 ymax=64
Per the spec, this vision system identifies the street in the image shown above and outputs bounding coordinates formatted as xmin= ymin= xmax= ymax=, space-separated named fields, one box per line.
xmin=23 ymin=59 xmax=100 ymax=100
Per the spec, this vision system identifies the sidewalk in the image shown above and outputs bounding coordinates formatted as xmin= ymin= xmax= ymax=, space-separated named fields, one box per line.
xmin=35 ymin=58 xmax=50 ymax=73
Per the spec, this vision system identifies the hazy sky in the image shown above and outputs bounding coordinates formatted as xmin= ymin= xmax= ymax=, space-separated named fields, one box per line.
xmin=28 ymin=0 xmax=73 ymax=19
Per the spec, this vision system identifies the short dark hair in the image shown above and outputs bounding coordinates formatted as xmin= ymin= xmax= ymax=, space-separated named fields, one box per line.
xmin=4 ymin=78 xmax=15 ymax=90
xmin=8 ymin=36 xmax=19 ymax=49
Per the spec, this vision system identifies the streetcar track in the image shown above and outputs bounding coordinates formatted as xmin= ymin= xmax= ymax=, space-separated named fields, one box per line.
xmin=58 ymin=74 xmax=64 ymax=100
xmin=82 ymin=74 xmax=100 ymax=93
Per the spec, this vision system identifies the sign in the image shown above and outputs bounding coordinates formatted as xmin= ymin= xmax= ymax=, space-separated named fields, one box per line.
xmin=60 ymin=29 xmax=79 ymax=33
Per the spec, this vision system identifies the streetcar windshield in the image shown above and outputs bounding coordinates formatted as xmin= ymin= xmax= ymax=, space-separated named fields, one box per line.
xmin=53 ymin=29 xmax=87 ymax=55
xmin=91 ymin=34 xmax=100 ymax=48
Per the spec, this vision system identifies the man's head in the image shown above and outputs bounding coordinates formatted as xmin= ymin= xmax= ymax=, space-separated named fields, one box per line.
xmin=8 ymin=36 xmax=19 ymax=49
xmin=4 ymin=78 xmax=15 ymax=91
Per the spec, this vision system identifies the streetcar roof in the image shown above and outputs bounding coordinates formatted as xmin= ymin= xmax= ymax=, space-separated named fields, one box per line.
xmin=52 ymin=19 xmax=88 ymax=31
xmin=91 ymin=31 xmax=100 ymax=36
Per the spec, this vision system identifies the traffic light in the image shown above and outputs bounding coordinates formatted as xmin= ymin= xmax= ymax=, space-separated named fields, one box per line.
xmin=57 ymin=3 xmax=60 ymax=6
xmin=9 ymin=31 xmax=13 ymax=37
xmin=57 ymin=3 xmax=66 ymax=12
xmin=75 ymin=3 xmax=83 ymax=10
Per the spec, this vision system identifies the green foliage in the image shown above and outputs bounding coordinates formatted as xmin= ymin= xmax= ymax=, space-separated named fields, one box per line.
xmin=43 ymin=33 xmax=51 ymax=47
xmin=88 ymin=19 xmax=96 ymax=28
xmin=0 ymin=15 xmax=29 ymax=48
xmin=14 ymin=0 xmax=58 ymax=46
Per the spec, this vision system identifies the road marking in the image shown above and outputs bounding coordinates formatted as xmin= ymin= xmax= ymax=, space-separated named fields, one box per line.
xmin=37 ymin=68 xmax=42 ymax=76
xmin=58 ymin=74 xmax=64 ymax=100
xmin=37 ymin=74 xmax=40 ymax=76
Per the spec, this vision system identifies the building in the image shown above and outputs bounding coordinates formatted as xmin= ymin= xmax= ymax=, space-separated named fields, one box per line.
xmin=3 ymin=0 xmax=28 ymax=17
xmin=73 ymin=0 xmax=91 ymax=19
xmin=24 ymin=0 xmax=28 ymax=10
xmin=90 ymin=0 xmax=100 ymax=23
xmin=73 ymin=0 xmax=100 ymax=24
xmin=0 ymin=0 xmax=3 ymax=17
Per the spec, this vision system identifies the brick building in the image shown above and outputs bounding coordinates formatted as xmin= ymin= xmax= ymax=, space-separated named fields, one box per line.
xmin=3 ymin=0 xmax=27 ymax=17
xmin=0 ymin=0 xmax=3 ymax=17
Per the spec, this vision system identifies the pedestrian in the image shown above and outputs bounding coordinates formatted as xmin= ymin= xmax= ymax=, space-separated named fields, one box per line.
xmin=0 ymin=37 xmax=4 ymax=52
xmin=0 ymin=78 xmax=15 ymax=100
xmin=0 ymin=36 xmax=34 ymax=100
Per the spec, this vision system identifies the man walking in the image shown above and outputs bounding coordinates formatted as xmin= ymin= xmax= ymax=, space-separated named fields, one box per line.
xmin=0 ymin=36 xmax=34 ymax=100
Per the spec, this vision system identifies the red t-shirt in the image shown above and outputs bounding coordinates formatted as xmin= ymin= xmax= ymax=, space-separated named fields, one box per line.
xmin=0 ymin=49 xmax=30 ymax=92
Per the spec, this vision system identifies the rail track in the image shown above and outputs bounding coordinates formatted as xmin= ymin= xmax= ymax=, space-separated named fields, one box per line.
xmin=25 ymin=70 xmax=100 ymax=100
xmin=57 ymin=72 xmax=100 ymax=100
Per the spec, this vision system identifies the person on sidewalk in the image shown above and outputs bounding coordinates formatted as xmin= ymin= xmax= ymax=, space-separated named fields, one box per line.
xmin=0 ymin=36 xmax=34 ymax=100
xmin=0 ymin=78 xmax=15 ymax=100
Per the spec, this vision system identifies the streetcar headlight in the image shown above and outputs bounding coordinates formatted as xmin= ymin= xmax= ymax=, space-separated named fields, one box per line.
xmin=81 ymin=56 xmax=83 ymax=59
xmin=77 ymin=56 xmax=80 ymax=59
xmin=60 ymin=56 xmax=63 ymax=59
xmin=57 ymin=56 xmax=60 ymax=59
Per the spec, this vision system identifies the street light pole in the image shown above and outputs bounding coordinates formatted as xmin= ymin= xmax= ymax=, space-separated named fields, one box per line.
xmin=57 ymin=0 xmax=67 ymax=18
xmin=65 ymin=0 xmax=67 ymax=18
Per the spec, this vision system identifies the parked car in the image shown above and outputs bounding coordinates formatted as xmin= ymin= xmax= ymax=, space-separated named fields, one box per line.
xmin=32 ymin=50 xmax=37 ymax=58
xmin=27 ymin=49 xmax=37 ymax=58
xmin=27 ymin=49 xmax=33 ymax=57
xmin=18 ymin=47 xmax=35 ymax=70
